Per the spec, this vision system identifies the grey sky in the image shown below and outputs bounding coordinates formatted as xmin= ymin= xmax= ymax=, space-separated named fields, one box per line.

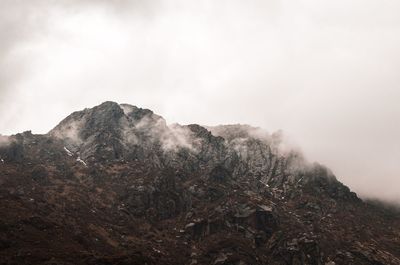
xmin=1 ymin=0 xmax=399 ymax=202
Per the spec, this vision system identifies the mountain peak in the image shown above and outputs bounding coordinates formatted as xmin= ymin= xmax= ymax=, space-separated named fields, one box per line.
xmin=1 ymin=101 xmax=398 ymax=264
xmin=45 ymin=102 xmax=354 ymax=199
xmin=48 ymin=102 xmax=182 ymax=161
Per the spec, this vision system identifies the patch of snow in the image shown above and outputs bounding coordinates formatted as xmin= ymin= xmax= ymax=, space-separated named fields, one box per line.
xmin=259 ymin=180 xmax=269 ymax=187
xmin=297 ymin=177 xmax=304 ymax=184
xmin=76 ymin=157 xmax=87 ymax=167
xmin=64 ymin=147 xmax=73 ymax=157
xmin=0 ymin=158 xmax=4 ymax=163
xmin=153 ymin=248 xmax=161 ymax=253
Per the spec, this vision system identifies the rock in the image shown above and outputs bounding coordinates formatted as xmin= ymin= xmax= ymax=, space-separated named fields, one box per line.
xmin=30 ymin=165 xmax=50 ymax=184
xmin=233 ymin=204 xmax=277 ymax=236
xmin=0 ymin=101 xmax=398 ymax=265
xmin=213 ymin=253 xmax=228 ymax=265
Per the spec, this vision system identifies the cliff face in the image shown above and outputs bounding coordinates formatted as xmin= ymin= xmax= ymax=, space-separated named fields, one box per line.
xmin=0 ymin=102 xmax=399 ymax=265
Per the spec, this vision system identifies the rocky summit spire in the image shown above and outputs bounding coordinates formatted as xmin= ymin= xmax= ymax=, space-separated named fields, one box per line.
xmin=48 ymin=101 xmax=167 ymax=161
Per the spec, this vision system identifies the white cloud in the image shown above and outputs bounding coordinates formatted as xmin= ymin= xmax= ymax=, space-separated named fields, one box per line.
xmin=1 ymin=0 xmax=400 ymax=201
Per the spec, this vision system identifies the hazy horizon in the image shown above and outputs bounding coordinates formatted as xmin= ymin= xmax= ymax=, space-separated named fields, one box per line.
xmin=1 ymin=0 xmax=400 ymax=203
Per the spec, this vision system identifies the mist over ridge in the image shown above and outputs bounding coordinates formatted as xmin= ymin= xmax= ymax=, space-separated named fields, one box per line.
xmin=1 ymin=0 xmax=400 ymax=203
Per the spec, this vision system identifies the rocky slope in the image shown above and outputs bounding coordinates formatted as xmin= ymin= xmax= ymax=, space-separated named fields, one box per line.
xmin=0 ymin=101 xmax=399 ymax=265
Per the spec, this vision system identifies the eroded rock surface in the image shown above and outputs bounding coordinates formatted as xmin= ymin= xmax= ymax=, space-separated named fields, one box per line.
xmin=0 ymin=102 xmax=399 ymax=265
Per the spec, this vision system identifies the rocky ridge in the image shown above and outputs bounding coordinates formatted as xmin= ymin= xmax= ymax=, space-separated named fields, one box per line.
xmin=0 ymin=101 xmax=399 ymax=265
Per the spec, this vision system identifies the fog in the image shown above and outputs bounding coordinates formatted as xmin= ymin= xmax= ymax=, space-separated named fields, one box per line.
xmin=0 ymin=0 xmax=399 ymax=202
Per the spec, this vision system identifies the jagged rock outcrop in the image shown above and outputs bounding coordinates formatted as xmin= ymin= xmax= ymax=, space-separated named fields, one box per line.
xmin=0 ymin=101 xmax=398 ymax=265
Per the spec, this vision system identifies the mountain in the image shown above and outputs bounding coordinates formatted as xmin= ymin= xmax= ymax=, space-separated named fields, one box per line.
xmin=0 ymin=101 xmax=399 ymax=265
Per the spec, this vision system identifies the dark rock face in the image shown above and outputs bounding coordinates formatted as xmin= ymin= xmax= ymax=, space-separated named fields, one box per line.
xmin=0 ymin=101 xmax=399 ymax=265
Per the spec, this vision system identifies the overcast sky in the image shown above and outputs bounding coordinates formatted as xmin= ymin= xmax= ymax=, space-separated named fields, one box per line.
xmin=1 ymin=0 xmax=399 ymax=202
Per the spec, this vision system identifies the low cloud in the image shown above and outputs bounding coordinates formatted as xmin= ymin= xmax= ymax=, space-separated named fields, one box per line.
xmin=160 ymin=123 xmax=198 ymax=152
xmin=0 ymin=135 xmax=11 ymax=147
xmin=209 ymin=125 xmax=311 ymax=174
xmin=49 ymin=119 xmax=85 ymax=148
xmin=208 ymin=125 xmax=292 ymax=157
xmin=1 ymin=0 xmax=400 ymax=202
xmin=132 ymin=114 xmax=199 ymax=152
